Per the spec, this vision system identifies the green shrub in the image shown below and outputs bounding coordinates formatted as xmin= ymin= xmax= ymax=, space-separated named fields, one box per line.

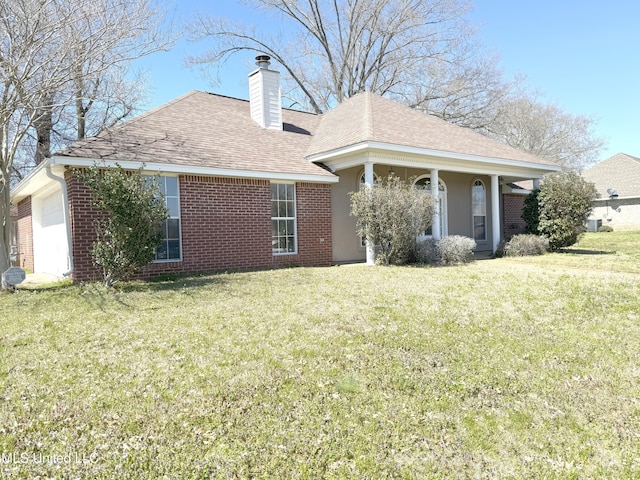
xmin=77 ymin=164 xmax=168 ymax=287
xmin=414 ymin=238 xmax=440 ymax=264
xmin=350 ymin=176 xmax=435 ymax=265
xmin=522 ymin=189 xmax=540 ymax=234
xmin=503 ymin=234 xmax=549 ymax=257
xmin=438 ymin=235 xmax=476 ymax=265
xmin=537 ymin=171 xmax=598 ymax=250
xmin=598 ymin=225 xmax=614 ymax=232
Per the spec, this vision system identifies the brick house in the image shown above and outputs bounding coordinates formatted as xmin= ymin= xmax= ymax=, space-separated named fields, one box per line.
xmin=11 ymin=56 xmax=559 ymax=281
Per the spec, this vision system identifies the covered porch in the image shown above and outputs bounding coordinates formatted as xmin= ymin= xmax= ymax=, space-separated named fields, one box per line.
xmin=324 ymin=153 xmax=549 ymax=265
xmin=302 ymin=91 xmax=560 ymax=264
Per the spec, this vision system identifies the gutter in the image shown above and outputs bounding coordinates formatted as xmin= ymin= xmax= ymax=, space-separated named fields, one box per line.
xmin=45 ymin=164 xmax=74 ymax=278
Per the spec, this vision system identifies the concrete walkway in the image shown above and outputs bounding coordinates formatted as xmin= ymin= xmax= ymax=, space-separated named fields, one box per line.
xmin=20 ymin=273 xmax=65 ymax=287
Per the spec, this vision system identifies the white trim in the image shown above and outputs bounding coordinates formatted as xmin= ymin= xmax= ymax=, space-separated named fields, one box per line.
xmin=307 ymin=141 xmax=561 ymax=174
xmin=44 ymin=166 xmax=73 ymax=276
xmin=471 ymin=179 xmax=487 ymax=243
xmin=491 ymin=175 xmax=500 ymax=253
xmin=593 ymin=195 xmax=640 ymax=202
xmin=152 ymin=175 xmax=182 ymax=263
xmin=501 ymin=185 xmax=532 ymax=196
xmin=363 ymin=163 xmax=375 ymax=265
xmin=271 ymin=182 xmax=298 ymax=255
xmin=430 ymin=169 xmax=441 ymax=241
xmin=49 ymin=156 xmax=339 ymax=183
xmin=414 ymin=174 xmax=447 ymax=240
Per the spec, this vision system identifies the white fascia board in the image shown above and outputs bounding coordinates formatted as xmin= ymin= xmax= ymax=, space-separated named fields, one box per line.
xmin=50 ymin=156 xmax=339 ymax=183
xmin=308 ymin=141 xmax=561 ymax=175
xmin=11 ymin=161 xmax=47 ymax=201
xmin=502 ymin=187 xmax=532 ymax=196
xmin=11 ymin=160 xmax=67 ymax=203
xmin=593 ymin=195 xmax=640 ymax=202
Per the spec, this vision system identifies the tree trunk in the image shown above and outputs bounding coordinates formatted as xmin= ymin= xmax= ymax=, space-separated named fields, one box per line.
xmin=76 ymin=88 xmax=86 ymax=140
xmin=34 ymin=111 xmax=52 ymax=165
xmin=34 ymin=93 xmax=54 ymax=165
xmin=0 ymin=166 xmax=12 ymax=288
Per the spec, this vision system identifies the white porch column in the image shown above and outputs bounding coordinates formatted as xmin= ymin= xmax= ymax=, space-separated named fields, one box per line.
xmin=430 ymin=169 xmax=441 ymax=241
xmin=533 ymin=178 xmax=541 ymax=190
xmin=364 ymin=162 xmax=376 ymax=265
xmin=491 ymin=175 xmax=500 ymax=253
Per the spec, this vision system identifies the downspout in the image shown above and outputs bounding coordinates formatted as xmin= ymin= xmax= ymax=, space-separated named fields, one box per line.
xmin=45 ymin=164 xmax=74 ymax=277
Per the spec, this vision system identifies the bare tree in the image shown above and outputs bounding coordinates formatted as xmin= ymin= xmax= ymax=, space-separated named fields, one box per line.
xmin=188 ymin=0 xmax=604 ymax=170
xmin=188 ymin=0 xmax=479 ymax=114
xmin=59 ymin=0 xmax=170 ymax=142
xmin=0 ymin=0 xmax=172 ymax=283
xmin=481 ymin=95 xmax=606 ymax=170
xmin=1 ymin=0 xmax=74 ymax=279
xmin=409 ymin=53 xmax=523 ymax=131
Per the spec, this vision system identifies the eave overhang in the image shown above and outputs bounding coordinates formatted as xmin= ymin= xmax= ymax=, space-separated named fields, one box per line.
xmin=307 ymin=141 xmax=561 ymax=179
xmin=11 ymin=155 xmax=339 ymax=203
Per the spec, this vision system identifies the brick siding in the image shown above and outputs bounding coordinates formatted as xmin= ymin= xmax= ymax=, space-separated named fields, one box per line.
xmin=66 ymin=172 xmax=333 ymax=282
xmin=502 ymin=194 xmax=527 ymax=239
xmin=66 ymin=170 xmax=103 ymax=282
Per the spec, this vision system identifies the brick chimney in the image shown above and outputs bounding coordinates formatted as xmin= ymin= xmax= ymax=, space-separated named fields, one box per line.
xmin=248 ymin=55 xmax=283 ymax=130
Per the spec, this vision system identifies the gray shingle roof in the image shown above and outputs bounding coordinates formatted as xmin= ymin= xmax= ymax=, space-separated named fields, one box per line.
xmin=306 ymin=92 xmax=557 ymax=167
xmin=58 ymin=91 xmax=329 ymax=178
xmin=582 ymin=153 xmax=640 ymax=198
xmin=58 ymin=90 xmax=557 ymax=179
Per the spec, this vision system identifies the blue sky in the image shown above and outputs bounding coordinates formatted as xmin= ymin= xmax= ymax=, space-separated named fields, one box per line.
xmin=135 ymin=0 xmax=639 ymax=161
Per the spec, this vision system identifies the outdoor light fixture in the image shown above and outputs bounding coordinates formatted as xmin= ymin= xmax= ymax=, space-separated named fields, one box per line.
xmin=607 ymin=188 xmax=619 ymax=198
xmin=388 ymin=167 xmax=396 ymax=177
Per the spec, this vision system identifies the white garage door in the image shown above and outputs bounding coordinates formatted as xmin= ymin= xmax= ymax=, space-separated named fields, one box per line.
xmin=34 ymin=190 xmax=69 ymax=276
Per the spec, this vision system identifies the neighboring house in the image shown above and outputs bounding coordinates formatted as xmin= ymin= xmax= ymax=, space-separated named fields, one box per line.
xmin=11 ymin=56 xmax=560 ymax=281
xmin=582 ymin=153 xmax=640 ymax=231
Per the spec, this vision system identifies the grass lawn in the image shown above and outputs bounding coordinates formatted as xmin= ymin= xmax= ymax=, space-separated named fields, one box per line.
xmin=1 ymin=231 xmax=640 ymax=478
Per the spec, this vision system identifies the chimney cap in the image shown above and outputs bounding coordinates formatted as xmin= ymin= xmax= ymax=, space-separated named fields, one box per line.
xmin=255 ymin=55 xmax=271 ymax=68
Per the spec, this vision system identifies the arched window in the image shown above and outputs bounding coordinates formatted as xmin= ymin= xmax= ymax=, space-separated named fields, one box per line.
xmin=358 ymin=171 xmax=380 ymax=189
xmin=414 ymin=176 xmax=447 ymax=238
xmin=472 ymin=180 xmax=486 ymax=241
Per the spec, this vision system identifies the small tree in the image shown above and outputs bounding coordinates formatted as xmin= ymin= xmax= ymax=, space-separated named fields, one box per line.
xmin=77 ymin=164 xmax=168 ymax=287
xmin=522 ymin=189 xmax=540 ymax=234
xmin=536 ymin=171 xmax=598 ymax=250
xmin=350 ymin=176 xmax=435 ymax=265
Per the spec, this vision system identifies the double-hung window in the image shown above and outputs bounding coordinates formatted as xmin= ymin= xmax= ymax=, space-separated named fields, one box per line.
xmin=153 ymin=176 xmax=181 ymax=261
xmin=271 ymin=183 xmax=297 ymax=254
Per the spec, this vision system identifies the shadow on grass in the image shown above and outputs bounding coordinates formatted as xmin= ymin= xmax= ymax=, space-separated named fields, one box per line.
xmin=69 ymin=272 xmax=232 ymax=311
xmin=557 ymin=248 xmax=616 ymax=255
xmin=115 ymin=271 xmax=231 ymax=293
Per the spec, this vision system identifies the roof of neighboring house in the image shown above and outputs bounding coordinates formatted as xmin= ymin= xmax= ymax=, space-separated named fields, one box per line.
xmin=306 ymin=92 xmax=558 ymax=167
xmin=57 ymin=91 xmax=329 ymax=179
xmin=582 ymin=153 xmax=640 ymax=198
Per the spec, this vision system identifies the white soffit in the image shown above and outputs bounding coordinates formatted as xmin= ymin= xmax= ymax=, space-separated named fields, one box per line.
xmin=49 ymin=156 xmax=339 ymax=183
xmin=309 ymin=141 xmax=560 ymax=176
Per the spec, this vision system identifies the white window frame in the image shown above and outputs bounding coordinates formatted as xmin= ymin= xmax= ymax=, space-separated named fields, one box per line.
xmin=414 ymin=175 xmax=447 ymax=239
xmin=146 ymin=175 xmax=182 ymax=263
xmin=271 ymin=182 xmax=298 ymax=255
xmin=472 ymin=179 xmax=487 ymax=243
